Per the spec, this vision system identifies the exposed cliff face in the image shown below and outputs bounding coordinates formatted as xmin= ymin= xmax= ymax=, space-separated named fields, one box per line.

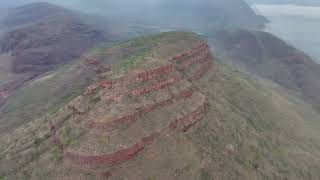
xmin=211 ymin=29 xmax=320 ymax=110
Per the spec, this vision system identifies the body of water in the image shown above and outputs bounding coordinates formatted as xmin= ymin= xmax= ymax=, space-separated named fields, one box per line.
xmin=253 ymin=4 xmax=320 ymax=63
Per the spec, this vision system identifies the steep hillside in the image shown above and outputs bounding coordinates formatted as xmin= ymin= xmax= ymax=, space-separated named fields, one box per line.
xmin=211 ymin=29 xmax=320 ymax=110
xmin=1 ymin=16 xmax=106 ymax=73
xmin=3 ymin=2 xmax=74 ymax=28
xmin=1 ymin=32 xmax=320 ymax=179
xmin=0 ymin=2 xmax=107 ymax=74
xmin=0 ymin=2 xmax=111 ymax=128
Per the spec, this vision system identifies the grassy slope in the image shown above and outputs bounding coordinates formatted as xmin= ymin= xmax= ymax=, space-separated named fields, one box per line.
xmin=127 ymin=58 xmax=320 ymax=180
xmin=210 ymin=30 xmax=320 ymax=111
xmin=1 ymin=32 xmax=320 ymax=179
xmin=189 ymin=59 xmax=320 ymax=179
xmin=0 ymin=55 xmax=97 ymax=134
xmin=103 ymin=57 xmax=320 ymax=180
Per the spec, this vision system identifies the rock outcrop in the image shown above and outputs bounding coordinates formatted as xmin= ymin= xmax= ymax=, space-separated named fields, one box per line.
xmin=54 ymin=41 xmax=213 ymax=176
xmin=0 ymin=33 xmax=215 ymax=179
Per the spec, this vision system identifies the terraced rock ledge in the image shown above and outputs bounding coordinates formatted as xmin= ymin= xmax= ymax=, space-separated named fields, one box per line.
xmin=59 ymin=41 xmax=212 ymax=170
xmin=1 ymin=32 xmax=215 ymax=179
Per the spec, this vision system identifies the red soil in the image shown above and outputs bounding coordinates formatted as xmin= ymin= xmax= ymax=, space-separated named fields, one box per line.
xmin=88 ymin=88 xmax=193 ymax=130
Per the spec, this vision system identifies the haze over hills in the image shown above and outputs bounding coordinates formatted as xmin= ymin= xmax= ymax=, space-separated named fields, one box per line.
xmin=1 ymin=1 xmax=320 ymax=180
xmin=0 ymin=2 xmax=111 ymax=134
xmin=0 ymin=2 xmax=109 ymax=74
xmin=0 ymin=1 xmax=267 ymax=134
xmin=211 ymin=29 xmax=320 ymax=110
xmin=156 ymin=0 xmax=267 ymax=30
xmin=251 ymin=4 xmax=320 ymax=63
xmin=1 ymin=0 xmax=267 ymax=31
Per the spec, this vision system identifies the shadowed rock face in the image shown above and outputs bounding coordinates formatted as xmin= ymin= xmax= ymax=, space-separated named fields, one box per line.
xmin=212 ymin=29 xmax=320 ymax=110
xmin=0 ymin=2 xmax=106 ymax=73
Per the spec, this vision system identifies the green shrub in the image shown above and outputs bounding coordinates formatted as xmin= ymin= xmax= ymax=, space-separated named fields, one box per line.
xmin=62 ymin=126 xmax=76 ymax=146
xmin=89 ymin=95 xmax=101 ymax=104
xmin=198 ymin=169 xmax=212 ymax=180
xmin=50 ymin=146 xmax=62 ymax=162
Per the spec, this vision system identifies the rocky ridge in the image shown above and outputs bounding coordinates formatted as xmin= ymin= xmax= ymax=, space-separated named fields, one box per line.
xmin=0 ymin=34 xmax=215 ymax=179
xmin=52 ymin=42 xmax=212 ymax=177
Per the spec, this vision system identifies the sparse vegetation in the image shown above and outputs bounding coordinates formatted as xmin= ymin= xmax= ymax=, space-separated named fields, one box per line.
xmin=198 ymin=169 xmax=211 ymax=180
xmin=89 ymin=95 xmax=101 ymax=104
xmin=50 ymin=145 xmax=63 ymax=162
xmin=118 ymin=48 xmax=151 ymax=71
xmin=1 ymin=31 xmax=320 ymax=180
xmin=62 ymin=126 xmax=76 ymax=146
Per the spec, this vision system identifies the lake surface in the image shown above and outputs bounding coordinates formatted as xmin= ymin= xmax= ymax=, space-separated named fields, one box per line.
xmin=253 ymin=4 xmax=320 ymax=63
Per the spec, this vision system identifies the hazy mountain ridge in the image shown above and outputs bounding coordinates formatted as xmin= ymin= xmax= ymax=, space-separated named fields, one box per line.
xmin=0 ymin=0 xmax=267 ymax=31
xmin=0 ymin=2 xmax=107 ymax=74
xmin=155 ymin=0 xmax=267 ymax=30
xmin=0 ymin=2 xmax=111 ymax=134
xmin=3 ymin=2 xmax=74 ymax=27
xmin=211 ymin=29 xmax=320 ymax=110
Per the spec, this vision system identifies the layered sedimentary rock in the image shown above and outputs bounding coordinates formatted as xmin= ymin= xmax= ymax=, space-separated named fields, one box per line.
xmin=52 ymin=41 xmax=213 ymax=177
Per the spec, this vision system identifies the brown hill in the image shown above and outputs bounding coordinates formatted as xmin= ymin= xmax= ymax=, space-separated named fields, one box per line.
xmin=211 ymin=29 xmax=320 ymax=110
xmin=3 ymin=2 xmax=73 ymax=28
xmin=2 ymin=32 xmax=320 ymax=179
xmin=0 ymin=31 xmax=214 ymax=179
xmin=1 ymin=16 xmax=106 ymax=73
xmin=0 ymin=2 xmax=109 ymax=116
xmin=0 ymin=2 xmax=107 ymax=73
